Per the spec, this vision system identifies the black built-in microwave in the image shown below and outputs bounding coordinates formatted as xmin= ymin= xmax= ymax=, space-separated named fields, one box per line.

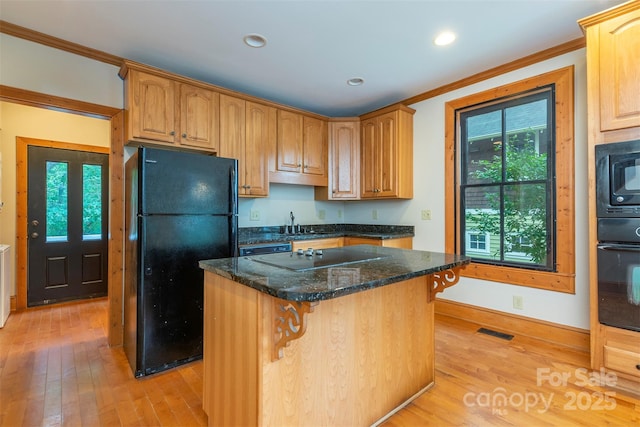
xmin=595 ymin=139 xmax=640 ymax=218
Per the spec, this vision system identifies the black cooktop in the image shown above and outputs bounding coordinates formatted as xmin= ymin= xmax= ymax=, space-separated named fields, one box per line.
xmin=251 ymin=246 xmax=389 ymax=271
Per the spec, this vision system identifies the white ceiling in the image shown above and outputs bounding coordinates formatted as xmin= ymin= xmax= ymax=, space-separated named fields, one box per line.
xmin=0 ymin=0 xmax=626 ymax=117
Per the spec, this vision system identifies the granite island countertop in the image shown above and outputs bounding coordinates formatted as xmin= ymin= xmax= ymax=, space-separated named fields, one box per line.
xmin=199 ymin=245 xmax=469 ymax=302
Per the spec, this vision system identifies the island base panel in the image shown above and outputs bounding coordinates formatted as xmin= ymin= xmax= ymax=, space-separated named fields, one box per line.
xmin=203 ymin=272 xmax=435 ymax=426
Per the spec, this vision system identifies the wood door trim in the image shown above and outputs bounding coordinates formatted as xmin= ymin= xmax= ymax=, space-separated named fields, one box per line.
xmin=7 ymin=85 xmax=125 ymax=347
xmin=1 ymin=85 xmax=120 ymax=119
xmin=16 ymin=138 xmax=110 ymax=309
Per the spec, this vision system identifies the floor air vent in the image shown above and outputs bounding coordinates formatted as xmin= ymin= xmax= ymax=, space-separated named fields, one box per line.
xmin=477 ymin=327 xmax=514 ymax=340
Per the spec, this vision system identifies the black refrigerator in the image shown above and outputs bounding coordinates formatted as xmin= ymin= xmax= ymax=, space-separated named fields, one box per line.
xmin=124 ymin=147 xmax=238 ymax=377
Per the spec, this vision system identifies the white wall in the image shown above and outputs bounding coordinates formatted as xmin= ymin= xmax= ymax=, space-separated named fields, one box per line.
xmin=0 ymin=34 xmax=122 ymax=108
xmin=347 ymin=49 xmax=590 ymax=329
xmin=238 ymin=184 xmax=344 ymax=228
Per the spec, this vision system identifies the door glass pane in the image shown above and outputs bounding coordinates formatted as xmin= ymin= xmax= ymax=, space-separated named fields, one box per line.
xmin=46 ymin=161 xmax=68 ymax=242
xmin=83 ymin=164 xmax=102 ymax=240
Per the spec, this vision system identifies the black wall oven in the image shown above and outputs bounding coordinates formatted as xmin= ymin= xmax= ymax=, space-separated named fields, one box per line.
xmin=595 ymin=140 xmax=640 ymax=332
xmin=596 ymin=219 xmax=640 ymax=332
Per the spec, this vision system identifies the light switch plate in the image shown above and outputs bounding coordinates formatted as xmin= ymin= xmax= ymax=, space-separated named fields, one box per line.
xmin=250 ymin=210 xmax=260 ymax=221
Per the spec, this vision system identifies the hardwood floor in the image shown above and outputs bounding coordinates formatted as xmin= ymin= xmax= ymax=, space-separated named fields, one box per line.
xmin=1 ymin=298 xmax=638 ymax=426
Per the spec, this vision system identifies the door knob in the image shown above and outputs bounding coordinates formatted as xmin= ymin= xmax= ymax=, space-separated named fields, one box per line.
xmin=31 ymin=232 xmax=39 ymax=239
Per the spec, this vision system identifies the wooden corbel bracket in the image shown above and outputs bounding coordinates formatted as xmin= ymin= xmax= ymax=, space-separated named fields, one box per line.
xmin=429 ymin=268 xmax=462 ymax=300
xmin=272 ymin=298 xmax=318 ymax=361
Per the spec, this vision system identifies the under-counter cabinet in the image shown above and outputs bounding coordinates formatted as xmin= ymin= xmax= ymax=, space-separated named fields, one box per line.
xmin=291 ymin=236 xmax=412 ymax=251
xmin=219 ymin=94 xmax=274 ymax=197
xmin=360 ymin=104 xmax=415 ymax=199
xmin=315 ymin=119 xmax=360 ymax=200
xmin=579 ymin=1 xmax=640 ymax=399
xmin=270 ymin=110 xmax=328 ymax=186
xmin=344 ymin=236 xmax=413 ymax=249
xmin=291 ymin=238 xmax=343 ymax=251
xmin=121 ymin=63 xmax=219 ymax=152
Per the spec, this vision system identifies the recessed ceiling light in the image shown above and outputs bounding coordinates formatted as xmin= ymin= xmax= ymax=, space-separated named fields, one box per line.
xmin=347 ymin=77 xmax=364 ymax=86
xmin=434 ymin=31 xmax=456 ymax=46
xmin=244 ymin=33 xmax=267 ymax=48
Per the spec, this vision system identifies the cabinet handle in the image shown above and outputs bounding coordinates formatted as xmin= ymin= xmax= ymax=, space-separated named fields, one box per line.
xmin=182 ymin=133 xmax=187 ymax=138
xmin=297 ymin=163 xmax=302 ymax=167
xmin=636 ymin=364 xmax=640 ymax=371
xmin=170 ymin=131 xmax=175 ymax=136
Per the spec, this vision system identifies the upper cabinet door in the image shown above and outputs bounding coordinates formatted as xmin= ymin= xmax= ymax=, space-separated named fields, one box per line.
xmin=360 ymin=117 xmax=379 ymax=198
xmin=179 ymin=84 xmax=219 ymax=151
xmin=245 ymin=102 xmax=275 ymax=197
xmin=130 ymin=70 xmax=176 ymax=143
xmin=329 ymin=120 xmax=360 ymax=199
xmin=377 ymin=111 xmax=398 ymax=197
xmin=359 ymin=105 xmax=414 ymax=199
xmin=219 ymin=94 xmax=246 ymax=161
xmin=599 ymin=8 xmax=640 ymax=131
xmin=276 ymin=110 xmax=303 ymax=172
xmin=302 ymin=116 xmax=327 ymax=176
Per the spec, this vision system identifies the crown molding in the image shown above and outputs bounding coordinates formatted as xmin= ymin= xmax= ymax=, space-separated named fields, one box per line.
xmin=0 ymin=20 xmax=122 ymax=66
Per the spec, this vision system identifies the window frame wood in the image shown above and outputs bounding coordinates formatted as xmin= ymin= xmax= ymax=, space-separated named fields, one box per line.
xmin=444 ymin=66 xmax=575 ymax=293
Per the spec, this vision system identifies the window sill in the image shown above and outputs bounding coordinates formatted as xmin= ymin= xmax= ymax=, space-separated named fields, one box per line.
xmin=461 ymin=262 xmax=575 ymax=294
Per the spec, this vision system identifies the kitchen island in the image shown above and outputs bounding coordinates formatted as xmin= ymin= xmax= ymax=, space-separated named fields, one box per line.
xmin=199 ymin=245 xmax=469 ymax=426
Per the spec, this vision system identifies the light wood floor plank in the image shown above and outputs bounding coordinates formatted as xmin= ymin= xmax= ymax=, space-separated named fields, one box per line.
xmin=1 ymin=298 xmax=638 ymax=426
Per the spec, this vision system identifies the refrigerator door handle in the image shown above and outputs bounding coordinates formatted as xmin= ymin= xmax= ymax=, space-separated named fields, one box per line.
xmin=230 ymin=164 xmax=238 ymax=215
xmin=230 ymin=163 xmax=239 ymax=256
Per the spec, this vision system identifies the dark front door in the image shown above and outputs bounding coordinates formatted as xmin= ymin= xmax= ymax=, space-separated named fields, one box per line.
xmin=27 ymin=146 xmax=109 ymax=306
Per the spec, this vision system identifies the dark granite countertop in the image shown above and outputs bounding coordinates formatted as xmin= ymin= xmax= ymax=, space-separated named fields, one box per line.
xmin=199 ymin=245 xmax=469 ymax=302
xmin=238 ymin=224 xmax=414 ymax=246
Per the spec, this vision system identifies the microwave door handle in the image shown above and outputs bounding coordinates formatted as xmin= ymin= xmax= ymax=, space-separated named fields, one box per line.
xmin=598 ymin=244 xmax=640 ymax=252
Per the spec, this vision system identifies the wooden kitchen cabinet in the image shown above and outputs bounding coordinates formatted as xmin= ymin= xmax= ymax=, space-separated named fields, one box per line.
xmin=360 ymin=104 xmax=415 ymax=199
xmin=219 ymin=94 xmax=274 ymax=197
xmin=315 ymin=119 xmax=360 ymax=200
xmin=579 ymin=1 xmax=640 ymax=399
xmin=121 ymin=64 xmax=219 ymax=152
xmin=580 ymin=3 xmax=640 ymax=143
xmin=270 ymin=110 xmax=328 ymax=186
xmin=344 ymin=236 xmax=412 ymax=249
xmin=179 ymin=84 xmax=219 ymax=150
xmin=126 ymin=69 xmax=176 ymax=143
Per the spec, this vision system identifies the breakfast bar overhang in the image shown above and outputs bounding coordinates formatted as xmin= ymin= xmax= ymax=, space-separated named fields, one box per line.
xmin=199 ymin=245 xmax=469 ymax=426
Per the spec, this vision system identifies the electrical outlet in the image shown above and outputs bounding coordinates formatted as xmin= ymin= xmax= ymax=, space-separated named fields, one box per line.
xmin=421 ymin=209 xmax=432 ymax=220
xmin=372 ymin=209 xmax=378 ymax=220
xmin=318 ymin=209 xmax=326 ymax=220
xmin=337 ymin=209 xmax=342 ymax=219
xmin=513 ymin=296 xmax=523 ymax=310
xmin=250 ymin=210 xmax=260 ymax=221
